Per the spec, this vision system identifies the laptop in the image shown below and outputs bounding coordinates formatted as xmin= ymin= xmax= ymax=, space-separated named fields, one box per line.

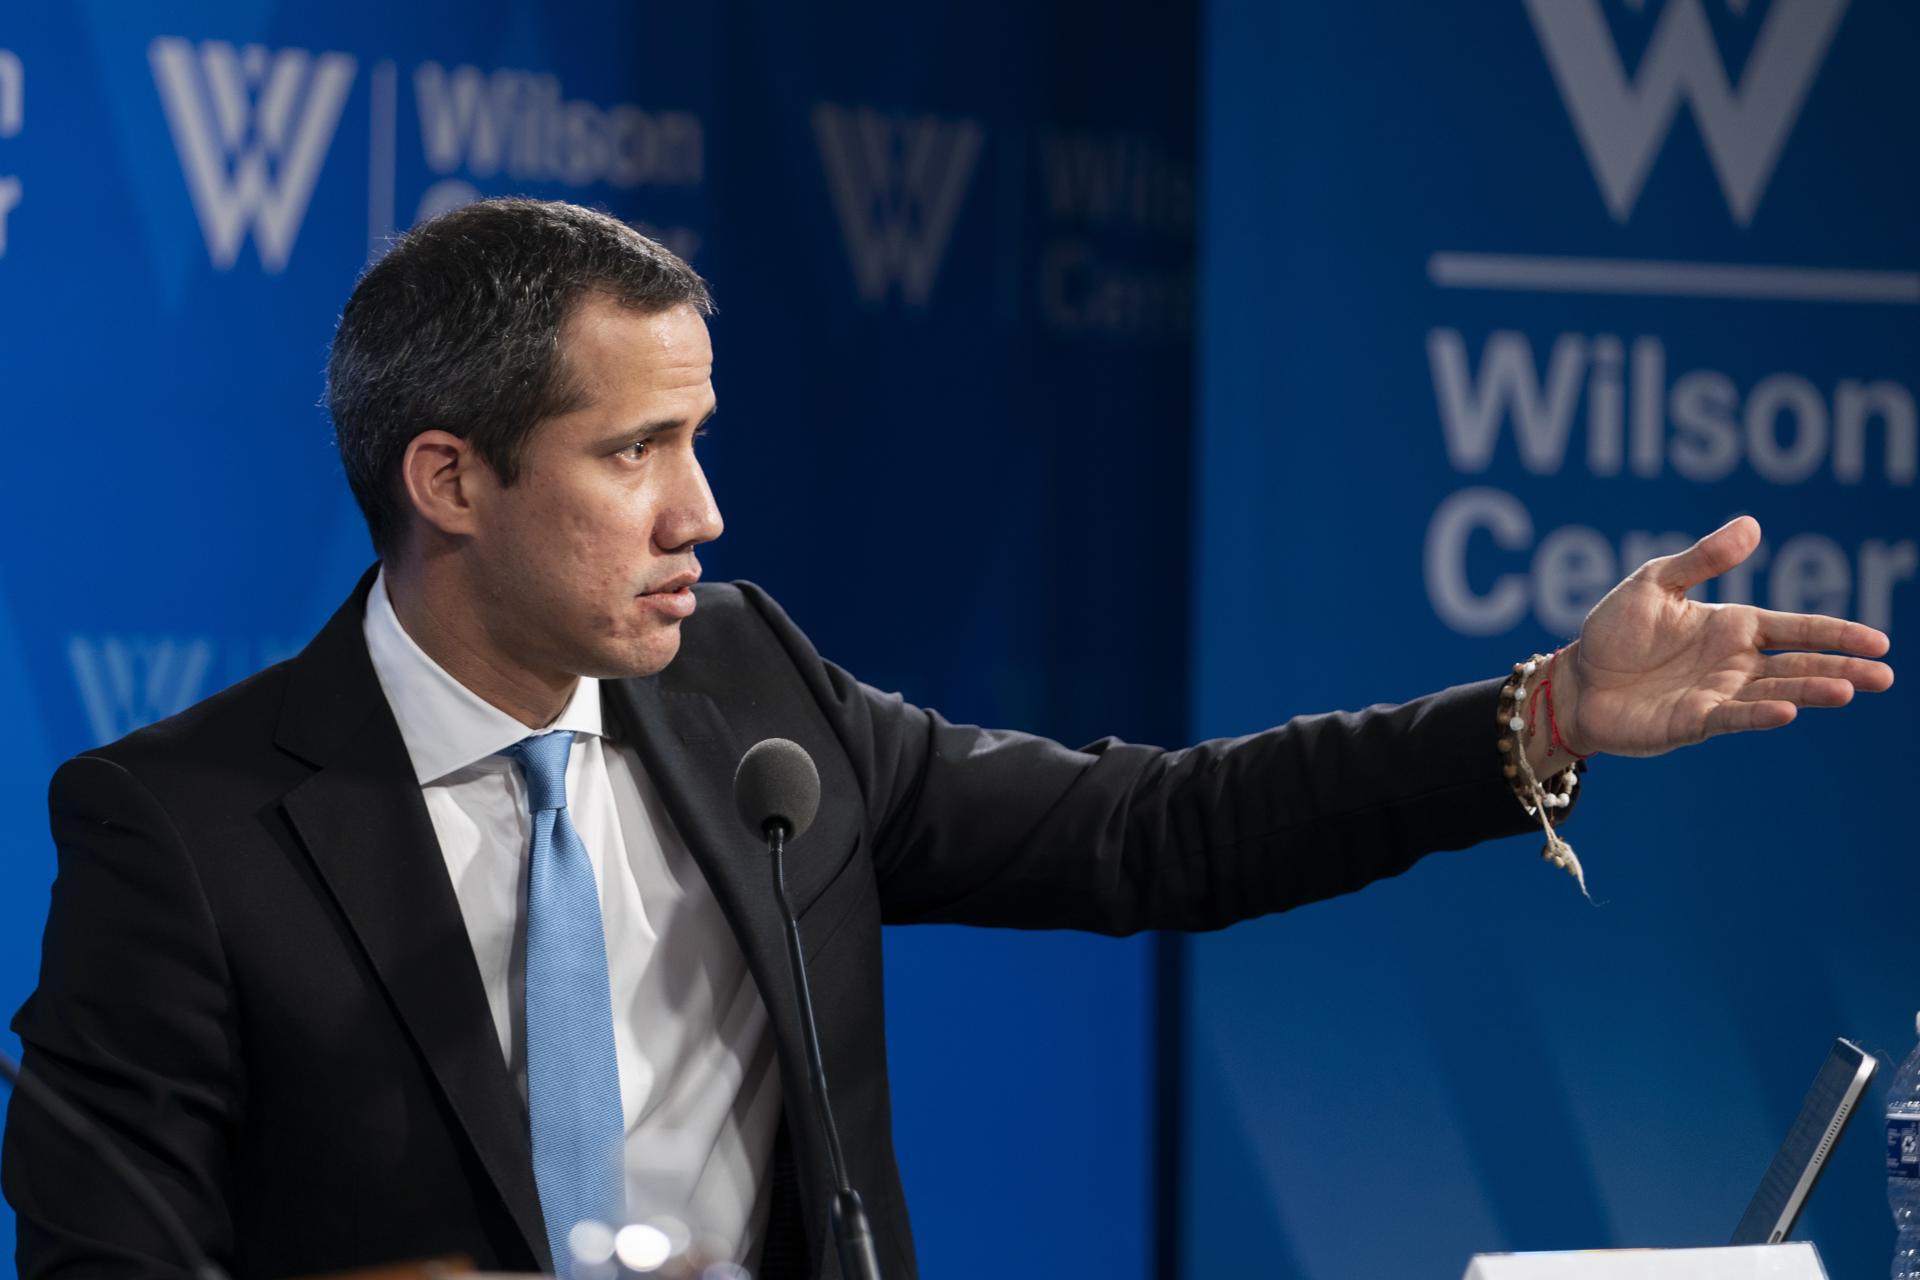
xmin=1728 ymin=1037 xmax=1878 ymax=1246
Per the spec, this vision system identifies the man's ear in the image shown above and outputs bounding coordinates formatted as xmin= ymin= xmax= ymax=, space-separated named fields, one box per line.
xmin=399 ymin=430 xmax=489 ymax=538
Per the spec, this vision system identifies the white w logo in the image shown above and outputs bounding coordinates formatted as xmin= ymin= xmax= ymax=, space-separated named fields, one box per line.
xmin=148 ymin=38 xmax=356 ymax=271
xmin=813 ymin=104 xmax=982 ymax=307
xmin=1524 ymin=0 xmax=1848 ymax=225
xmin=68 ymin=635 xmax=214 ymax=745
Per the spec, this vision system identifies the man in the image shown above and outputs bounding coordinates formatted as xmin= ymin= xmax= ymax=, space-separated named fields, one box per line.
xmin=1 ymin=199 xmax=1894 ymax=1280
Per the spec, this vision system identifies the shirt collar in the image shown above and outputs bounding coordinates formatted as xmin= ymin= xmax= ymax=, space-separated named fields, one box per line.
xmin=363 ymin=568 xmax=606 ymax=785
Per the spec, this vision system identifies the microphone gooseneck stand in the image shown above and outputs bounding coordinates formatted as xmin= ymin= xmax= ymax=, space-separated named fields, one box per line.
xmin=767 ymin=822 xmax=885 ymax=1280
xmin=0 ymin=1050 xmax=231 ymax=1280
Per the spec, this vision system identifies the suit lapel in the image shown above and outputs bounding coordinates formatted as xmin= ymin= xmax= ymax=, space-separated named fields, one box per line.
xmin=275 ymin=572 xmax=549 ymax=1271
xmin=601 ymin=677 xmax=829 ymax=1260
xmin=602 ymin=678 xmax=792 ymax=1034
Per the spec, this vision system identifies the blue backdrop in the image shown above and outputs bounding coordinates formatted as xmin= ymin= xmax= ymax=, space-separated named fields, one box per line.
xmin=4 ymin=2 xmax=1913 ymax=1277
xmin=0 ymin=3 xmax=1195 ymax=1274
xmin=1186 ymin=2 xmax=1917 ymax=1277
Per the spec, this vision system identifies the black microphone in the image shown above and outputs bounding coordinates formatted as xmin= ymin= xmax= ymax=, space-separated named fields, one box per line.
xmin=733 ymin=738 xmax=883 ymax=1280
xmin=0 ymin=1050 xmax=230 ymax=1280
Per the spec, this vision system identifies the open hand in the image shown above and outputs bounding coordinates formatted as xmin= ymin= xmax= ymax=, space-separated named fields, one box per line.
xmin=1557 ymin=516 xmax=1894 ymax=758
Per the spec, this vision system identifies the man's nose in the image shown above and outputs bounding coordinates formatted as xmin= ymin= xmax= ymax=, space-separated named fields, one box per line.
xmin=655 ymin=455 xmax=724 ymax=552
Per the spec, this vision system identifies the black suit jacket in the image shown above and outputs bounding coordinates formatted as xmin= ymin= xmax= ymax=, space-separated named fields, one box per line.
xmin=4 ymin=573 xmax=1531 ymax=1278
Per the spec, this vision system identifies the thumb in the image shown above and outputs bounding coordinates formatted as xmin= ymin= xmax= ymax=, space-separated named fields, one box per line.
xmin=1650 ymin=515 xmax=1761 ymax=594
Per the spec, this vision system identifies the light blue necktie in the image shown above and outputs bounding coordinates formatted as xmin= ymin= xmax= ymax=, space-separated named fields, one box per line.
xmin=505 ymin=730 xmax=625 ymax=1271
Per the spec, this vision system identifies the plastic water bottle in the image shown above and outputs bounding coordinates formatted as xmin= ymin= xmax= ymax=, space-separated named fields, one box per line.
xmin=1889 ymin=1012 xmax=1920 ymax=1278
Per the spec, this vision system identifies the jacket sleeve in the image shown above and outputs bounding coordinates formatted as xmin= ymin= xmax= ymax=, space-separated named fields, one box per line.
xmin=735 ymin=581 xmax=1536 ymax=935
xmin=4 ymin=755 xmax=240 ymax=1279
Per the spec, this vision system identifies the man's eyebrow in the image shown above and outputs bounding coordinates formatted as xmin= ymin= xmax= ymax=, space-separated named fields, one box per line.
xmin=644 ymin=405 xmax=718 ymax=435
xmin=599 ymin=405 xmax=717 ymax=447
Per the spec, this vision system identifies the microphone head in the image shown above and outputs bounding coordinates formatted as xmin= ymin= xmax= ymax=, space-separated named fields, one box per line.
xmin=733 ymin=737 xmax=821 ymax=841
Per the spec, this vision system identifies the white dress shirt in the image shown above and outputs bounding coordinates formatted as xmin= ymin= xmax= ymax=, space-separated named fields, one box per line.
xmin=362 ymin=571 xmax=780 ymax=1266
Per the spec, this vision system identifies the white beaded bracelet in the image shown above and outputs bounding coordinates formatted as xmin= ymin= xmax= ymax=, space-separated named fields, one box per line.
xmin=1497 ymin=655 xmax=1589 ymax=897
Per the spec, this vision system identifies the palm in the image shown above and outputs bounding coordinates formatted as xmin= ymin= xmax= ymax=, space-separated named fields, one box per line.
xmin=1565 ymin=517 xmax=1892 ymax=758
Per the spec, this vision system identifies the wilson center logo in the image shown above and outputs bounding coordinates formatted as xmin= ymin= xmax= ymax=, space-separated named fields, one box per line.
xmin=149 ymin=37 xmax=357 ymax=271
xmin=1523 ymin=0 xmax=1848 ymax=224
xmin=813 ymin=103 xmax=982 ymax=306
xmin=68 ymin=635 xmax=214 ymax=744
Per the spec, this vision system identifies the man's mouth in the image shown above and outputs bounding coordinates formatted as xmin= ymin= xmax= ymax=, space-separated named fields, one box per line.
xmin=637 ymin=568 xmax=700 ymax=618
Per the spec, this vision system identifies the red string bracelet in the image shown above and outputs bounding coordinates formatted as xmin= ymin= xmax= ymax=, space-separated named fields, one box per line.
xmin=1525 ymin=678 xmax=1547 ymax=740
xmin=1496 ymin=653 xmax=1585 ymax=893
xmin=1543 ymin=648 xmax=1596 ymax=761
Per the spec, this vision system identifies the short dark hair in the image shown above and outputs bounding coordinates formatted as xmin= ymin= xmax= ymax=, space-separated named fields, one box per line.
xmin=327 ymin=198 xmax=714 ymax=553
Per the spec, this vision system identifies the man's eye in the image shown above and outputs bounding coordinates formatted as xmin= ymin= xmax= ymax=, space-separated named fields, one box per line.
xmin=619 ymin=440 xmax=651 ymax=460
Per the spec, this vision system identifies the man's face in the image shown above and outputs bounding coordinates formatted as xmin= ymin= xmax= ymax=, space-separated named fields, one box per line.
xmin=464 ymin=296 xmax=722 ymax=683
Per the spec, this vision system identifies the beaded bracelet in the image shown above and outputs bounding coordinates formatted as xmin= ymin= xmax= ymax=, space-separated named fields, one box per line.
xmin=1498 ymin=652 xmax=1590 ymax=895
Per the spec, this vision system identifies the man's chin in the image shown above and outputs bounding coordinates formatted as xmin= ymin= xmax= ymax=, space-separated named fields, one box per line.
xmin=591 ymin=628 xmax=684 ymax=681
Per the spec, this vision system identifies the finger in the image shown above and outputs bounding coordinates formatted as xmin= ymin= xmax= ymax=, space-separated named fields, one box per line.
xmin=1754 ymin=610 xmax=1892 ymax=657
xmin=1704 ymin=699 xmax=1797 ymax=736
xmin=1761 ymin=651 xmax=1896 ymax=691
xmin=1735 ymin=677 xmax=1854 ymax=708
xmin=1650 ymin=515 xmax=1761 ymax=593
